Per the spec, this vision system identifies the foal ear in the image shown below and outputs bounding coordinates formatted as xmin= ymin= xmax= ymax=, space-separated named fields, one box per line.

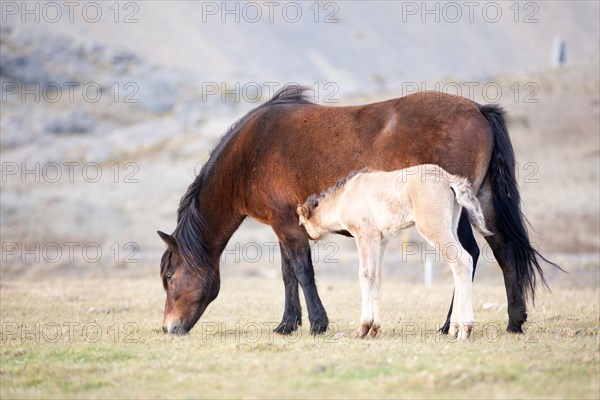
xmin=157 ymin=230 xmax=178 ymax=251
xmin=297 ymin=204 xmax=309 ymax=222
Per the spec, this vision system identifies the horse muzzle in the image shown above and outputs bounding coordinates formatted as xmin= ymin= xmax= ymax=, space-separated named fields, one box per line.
xmin=162 ymin=320 xmax=189 ymax=335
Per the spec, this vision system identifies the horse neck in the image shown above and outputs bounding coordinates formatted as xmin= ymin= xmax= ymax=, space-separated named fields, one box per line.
xmin=196 ymin=166 xmax=245 ymax=259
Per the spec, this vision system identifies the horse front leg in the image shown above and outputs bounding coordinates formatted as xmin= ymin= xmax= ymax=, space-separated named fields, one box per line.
xmin=274 ymin=241 xmax=302 ymax=334
xmin=275 ymin=223 xmax=329 ymax=335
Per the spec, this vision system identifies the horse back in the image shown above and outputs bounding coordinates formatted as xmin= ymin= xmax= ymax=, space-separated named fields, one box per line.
xmin=236 ymin=92 xmax=494 ymax=224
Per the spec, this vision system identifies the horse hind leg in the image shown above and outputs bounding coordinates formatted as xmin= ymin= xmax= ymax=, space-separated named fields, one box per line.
xmin=478 ymin=182 xmax=527 ymax=333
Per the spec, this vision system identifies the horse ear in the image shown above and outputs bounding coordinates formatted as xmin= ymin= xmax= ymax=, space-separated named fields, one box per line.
xmin=157 ymin=231 xmax=178 ymax=251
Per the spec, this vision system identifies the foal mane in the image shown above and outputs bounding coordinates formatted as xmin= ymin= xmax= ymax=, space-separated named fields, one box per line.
xmin=305 ymin=168 xmax=372 ymax=214
xmin=171 ymin=85 xmax=314 ymax=278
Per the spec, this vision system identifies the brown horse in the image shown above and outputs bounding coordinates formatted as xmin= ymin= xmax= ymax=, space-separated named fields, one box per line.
xmin=158 ymin=85 xmax=557 ymax=335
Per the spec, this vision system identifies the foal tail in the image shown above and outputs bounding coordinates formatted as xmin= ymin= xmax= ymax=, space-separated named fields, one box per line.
xmin=451 ymin=178 xmax=492 ymax=237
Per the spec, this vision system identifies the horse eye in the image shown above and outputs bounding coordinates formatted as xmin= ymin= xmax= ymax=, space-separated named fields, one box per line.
xmin=165 ymin=273 xmax=173 ymax=282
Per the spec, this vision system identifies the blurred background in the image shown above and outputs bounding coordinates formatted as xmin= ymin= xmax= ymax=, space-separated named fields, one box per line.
xmin=1 ymin=1 xmax=598 ymax=290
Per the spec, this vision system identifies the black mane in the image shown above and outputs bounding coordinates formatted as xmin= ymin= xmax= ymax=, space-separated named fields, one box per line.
xmin=171 ymin=85 xmax=314 ymax=277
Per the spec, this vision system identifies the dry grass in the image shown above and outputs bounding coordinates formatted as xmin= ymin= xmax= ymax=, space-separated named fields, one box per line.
xmin=1 ymin=276 xmax=598 ymax=399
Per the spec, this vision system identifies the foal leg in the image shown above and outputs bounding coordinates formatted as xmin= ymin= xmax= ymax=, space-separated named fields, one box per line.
xmin=355 ymin=235 xmax=387 ymax=338
xmin=369 ymin=238 xmax=388 ymax=337
xmin=445 ymin=242 xmax=474 ymax=340
xmin=417 ymin=221 xmax=474 ymax=340
xmin=274 ymin=242 xmax=302 ymax=334
xmin=440 ymin=211 xmax=480 ymax=334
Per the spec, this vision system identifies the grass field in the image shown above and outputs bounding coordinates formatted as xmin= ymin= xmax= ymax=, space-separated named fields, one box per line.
xmin=1 ymin=276 xmax=598 ymax=399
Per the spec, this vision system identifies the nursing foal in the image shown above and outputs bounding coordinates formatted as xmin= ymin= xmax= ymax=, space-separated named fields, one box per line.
xmin=297 ymin=164 xmax=491 ymax=340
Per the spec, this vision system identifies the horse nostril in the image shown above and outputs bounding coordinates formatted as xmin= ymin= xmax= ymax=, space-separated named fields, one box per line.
xmin=162 ymin=326 xmax=168 ymax=334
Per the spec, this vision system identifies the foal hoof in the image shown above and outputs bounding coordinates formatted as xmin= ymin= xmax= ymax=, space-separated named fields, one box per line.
xmin=367 ymin=324 xmax=380 ymax=338
xmin=449 ymin=323 xmax=474 ymax=341
xmin=448 ymin=322 xmax=459 ymax=339
xmin=461 ymin=324 xmax=473 ymax=340
xmin=355 ymin=322 xmax=379 ymax=339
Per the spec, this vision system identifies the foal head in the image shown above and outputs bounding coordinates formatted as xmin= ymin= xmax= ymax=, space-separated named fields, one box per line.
xmin=297 ymin=195 xmax=328 ymax=240
xmin=297 ymin=169 xmax=370 ymax=240
xmin=158 ymin=231 xmax=220 ymax=335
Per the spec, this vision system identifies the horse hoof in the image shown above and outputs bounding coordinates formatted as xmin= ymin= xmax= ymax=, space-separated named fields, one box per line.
xmin=309 ymin=316 xmax=329 ymax=335
xmin=506 ymin=324 xmax=524 ymax=334
xmin=274 ymin=318 xmax=300 ymax=335
xmin=310 ymin=324 xmax=328 ymax=335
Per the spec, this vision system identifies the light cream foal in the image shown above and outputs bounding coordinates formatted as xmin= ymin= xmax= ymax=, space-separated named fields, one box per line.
xmin=297 ymin=164 xmax=491 ymax=340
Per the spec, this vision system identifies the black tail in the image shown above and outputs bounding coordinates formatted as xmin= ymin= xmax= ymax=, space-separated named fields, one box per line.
xmin=480 ymin=104 xmax=562 ymax=303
